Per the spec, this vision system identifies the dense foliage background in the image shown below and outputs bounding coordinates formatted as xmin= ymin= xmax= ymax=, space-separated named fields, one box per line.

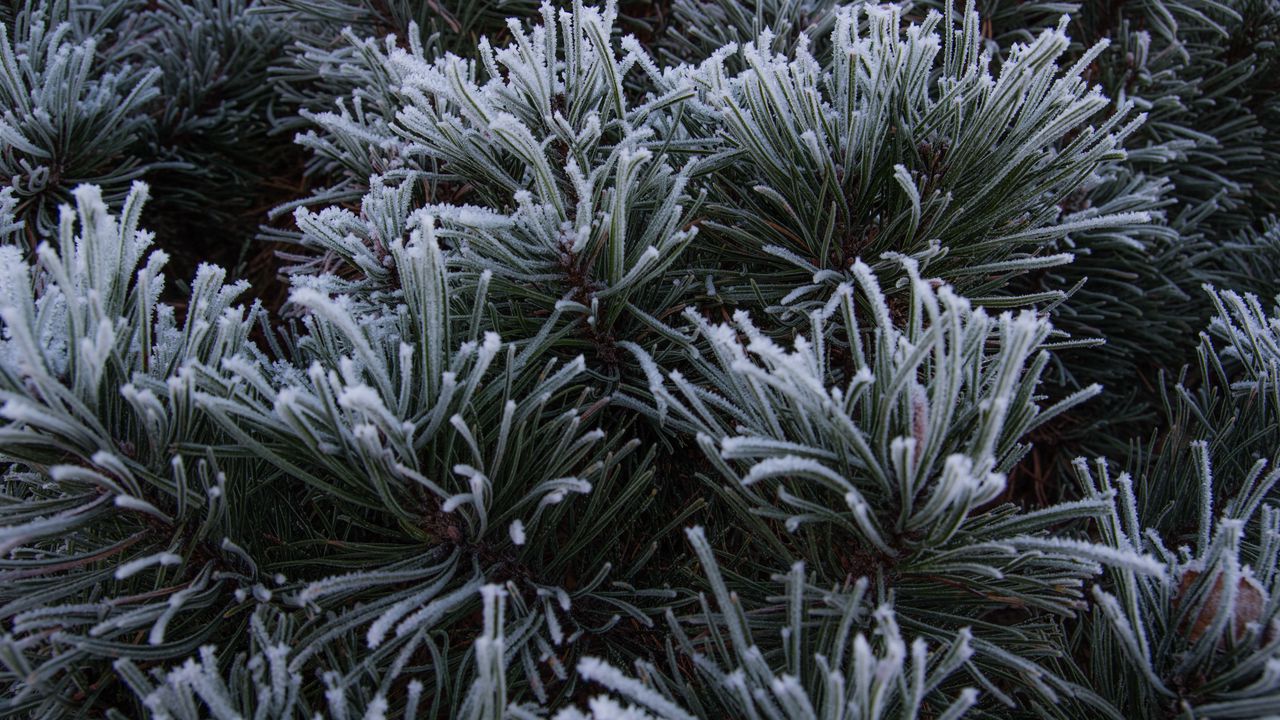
xmin=1 ymin=0 xmax=1278 ymax=717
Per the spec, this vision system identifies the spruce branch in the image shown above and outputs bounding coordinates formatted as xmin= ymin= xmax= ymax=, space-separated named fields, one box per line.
xmin=624 ymin=256 xmax=1160 ymax=712
xmin=674 ymin=1 xmax=1149 ymax=318
xmin=0 ymin=184 xmax=283 ymax=714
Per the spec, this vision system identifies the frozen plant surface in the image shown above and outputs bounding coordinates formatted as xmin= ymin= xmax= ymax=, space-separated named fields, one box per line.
xmin=1 ymin=0 xmax=1279 ymax=717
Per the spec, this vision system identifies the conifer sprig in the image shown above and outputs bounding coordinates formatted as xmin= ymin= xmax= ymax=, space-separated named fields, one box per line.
xmin=1 ymin=0 xmax=1278 ymax=716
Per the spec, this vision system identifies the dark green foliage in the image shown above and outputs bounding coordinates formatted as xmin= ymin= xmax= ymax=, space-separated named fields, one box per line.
xmin=1 ymin=0 xmax=165 ymax=239
xmin=1 ymin=0 xmax=1279 ymax=718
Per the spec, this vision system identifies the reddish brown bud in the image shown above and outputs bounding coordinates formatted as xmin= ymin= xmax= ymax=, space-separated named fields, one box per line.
xmin=1175 ymin=568 xmax=1268 ymax=644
